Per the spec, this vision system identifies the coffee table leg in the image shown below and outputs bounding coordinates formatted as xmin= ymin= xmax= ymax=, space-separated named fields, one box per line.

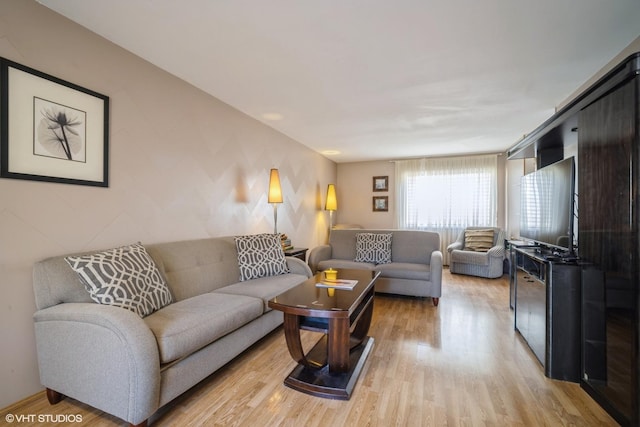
xmin=283 ymin=313 xmax=310 ymax=367
xmin=328 ymin=317 xmax=350 ymax=373
xmin=351 ymin=297 xmax=374 ymax=348
xmin=283 ymin=313 xmax=327 ymax=368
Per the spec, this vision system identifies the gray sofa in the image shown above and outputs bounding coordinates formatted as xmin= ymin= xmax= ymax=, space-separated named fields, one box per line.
xmin=308 ymin=229 xmax=442 ymax=306
xmin=32 ymin=236 xmax=312 ymax=427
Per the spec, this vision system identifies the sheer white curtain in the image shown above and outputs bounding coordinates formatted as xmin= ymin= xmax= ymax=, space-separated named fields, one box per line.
xmin=395 ymin=155 xmax=498 ymax=264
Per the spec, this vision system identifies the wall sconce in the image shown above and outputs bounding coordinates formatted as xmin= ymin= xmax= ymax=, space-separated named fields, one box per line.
xmin=325 ymin=184 xmax=337 ymax=230
xmin=268 ymin=168 xmax=283 ymax=234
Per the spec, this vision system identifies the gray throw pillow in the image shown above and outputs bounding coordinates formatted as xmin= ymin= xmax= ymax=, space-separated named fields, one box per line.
xmin=65 ymin=242 xmax=173 ymax=317
xmin=234 ymin=234 xmax=289 ymax=281
xmin=354 ymin=232 xmax=392 ymax=264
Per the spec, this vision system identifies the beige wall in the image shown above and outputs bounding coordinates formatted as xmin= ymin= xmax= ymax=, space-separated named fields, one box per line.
xmin=0 ymin=1 xmax=336 ymax=408
xmin=336 ymin=161 xmax=396 ymax=229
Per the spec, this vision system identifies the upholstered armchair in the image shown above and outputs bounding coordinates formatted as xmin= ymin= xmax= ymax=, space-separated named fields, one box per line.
xmin=447 ymin=227 xmax=505 ymax=278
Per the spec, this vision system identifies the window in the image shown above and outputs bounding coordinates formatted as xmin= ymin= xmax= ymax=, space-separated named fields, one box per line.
xmin=396 ymin=155 xmax=498 ymax=232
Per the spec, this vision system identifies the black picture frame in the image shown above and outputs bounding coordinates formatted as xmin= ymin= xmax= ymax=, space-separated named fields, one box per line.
xmin=373 ymin=175 xmax=388 ymax=192
xmin=373 ymin=196 xmax=388 ymax=212
xmin=0 ymin=57 xmax=109 ymax=187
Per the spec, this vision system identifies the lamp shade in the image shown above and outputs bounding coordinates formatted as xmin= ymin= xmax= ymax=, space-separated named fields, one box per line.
xmin=268 ymin=169 xmax=283 ymax=203
xmin=325 ymin=184 xmax=337 ymax=211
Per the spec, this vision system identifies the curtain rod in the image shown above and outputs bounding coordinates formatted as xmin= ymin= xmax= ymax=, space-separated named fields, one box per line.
xmin=388 ymin=152 xmax=504 ymax=162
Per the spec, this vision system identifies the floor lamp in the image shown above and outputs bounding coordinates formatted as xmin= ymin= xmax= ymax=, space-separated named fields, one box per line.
xmin=325 ymin=184 xmax=337 ymax=231
xmin=268 ymin=169 xmax=283 ymax=235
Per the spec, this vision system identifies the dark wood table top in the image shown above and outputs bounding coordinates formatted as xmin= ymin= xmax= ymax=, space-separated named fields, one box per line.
xmin=268 ymin=269 xmax=379 ymax=319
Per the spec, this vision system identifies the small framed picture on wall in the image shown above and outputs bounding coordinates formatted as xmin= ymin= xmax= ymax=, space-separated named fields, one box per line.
xmin=373 ymin=176 xmax=388 ymax=192
xmin=373 ymin=196 xmax=388 ymax=212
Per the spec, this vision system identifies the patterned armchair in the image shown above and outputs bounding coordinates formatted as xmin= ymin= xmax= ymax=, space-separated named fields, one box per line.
xmin=447 ymin=227 xmax=505 ymax=278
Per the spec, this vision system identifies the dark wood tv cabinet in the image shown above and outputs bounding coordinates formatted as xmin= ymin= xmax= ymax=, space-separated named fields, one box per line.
xmin=514 ymin=247 xmax=581 ymax=382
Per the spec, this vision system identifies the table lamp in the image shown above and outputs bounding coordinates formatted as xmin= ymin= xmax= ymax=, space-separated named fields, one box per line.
xmin=268 ymin=169 xmax=283 ymax=234
xmin=325 ymin=184 xmax=337 ymax=230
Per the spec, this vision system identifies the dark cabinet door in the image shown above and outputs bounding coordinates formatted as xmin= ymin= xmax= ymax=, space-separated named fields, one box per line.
xmin=515 ymin=268 xmax=530 ymax=342
xmin=528 ymin=277 xmax=546 ymax=364
xmin=578 ymin=76 xmax=638 ymax=426
xmin=515 ymin=265 xmax=545 ymax=366
xmin=546 ymin=263 xmax=581 ymax=382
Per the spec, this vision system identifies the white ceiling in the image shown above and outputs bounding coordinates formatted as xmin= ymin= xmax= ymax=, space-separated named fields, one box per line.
xmin=38 ymin=0 xmax=640 ymax=163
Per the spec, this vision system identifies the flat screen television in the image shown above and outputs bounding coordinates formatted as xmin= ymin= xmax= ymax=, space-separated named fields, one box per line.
xmin=520 ymin=157 xmax=575 ymax=255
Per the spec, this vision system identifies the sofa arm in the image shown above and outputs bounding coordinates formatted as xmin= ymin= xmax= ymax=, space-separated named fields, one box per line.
xmin=286 ymin=257 xmax=313 ymax=277
xmin=33 ymin=303 xmax=160 ymax=425
xmin=447 ymin=241 xmax=463 ymax=253
xmin=487 ymin=244 xmax=505 ymax=259
xmin=430 ymin=250 xmax=443 ymax=298
xmin=308 ymin=245 xmax=332 ymax=273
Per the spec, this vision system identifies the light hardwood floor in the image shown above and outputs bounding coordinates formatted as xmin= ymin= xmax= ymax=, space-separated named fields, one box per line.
xmin=2 ymin=270 xmax=618 ymax=426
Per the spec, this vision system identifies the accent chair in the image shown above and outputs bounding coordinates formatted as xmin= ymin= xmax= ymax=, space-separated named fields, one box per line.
xmin=447 ymin=227 xmax=505 ymax=279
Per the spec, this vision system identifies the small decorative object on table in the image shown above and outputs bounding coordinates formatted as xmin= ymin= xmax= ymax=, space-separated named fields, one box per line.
xmin=324 ymin=268 xmax=337 ymax=280
xmin=280 ymin=233 xmax=293 ymax=251
xmin=315 ymin=278 xmax=358 ymax=290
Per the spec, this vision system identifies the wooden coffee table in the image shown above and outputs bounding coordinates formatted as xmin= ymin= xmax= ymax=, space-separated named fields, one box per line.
xmin=268 ymin=269 xmax=379 ymax=399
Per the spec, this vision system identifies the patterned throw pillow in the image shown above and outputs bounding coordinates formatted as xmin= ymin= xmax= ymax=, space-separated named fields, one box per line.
xmin=234 ymin=234 xmax=289 ymax=281
xmin=354 ymin=233 xmax=392 ymax=264
xmin=65 ymin=242 xmax=173 ymax=318
xmin=464 ymin=229 xmax=495 ymax=252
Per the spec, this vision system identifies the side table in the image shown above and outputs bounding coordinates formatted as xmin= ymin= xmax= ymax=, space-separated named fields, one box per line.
xmin=284 ymin=247 xmax=308 ymax=262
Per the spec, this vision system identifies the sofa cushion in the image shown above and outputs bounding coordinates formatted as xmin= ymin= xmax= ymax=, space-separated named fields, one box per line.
xmin=144 ymin=292 xmax=263 ymax=363
xmin=451 ymin=249 xmax=490 ymax=266
xmin=65 ymin=242 xmax=173 ymax=318
xmin=464 ymin=229 xmax=495 ymax=252
xmin=145 ymin=237 xmax=241 ymax=301
xmin=234 ymin=234 xmax=289 ymax=281
xmin=354 ymin=233 xmax=392 ymax=264
xmin=374 ymin=262 xmax=431 ymax=281
xmin=214 ymin=273 xmax=308 ymax=312
xmin=389 ymin=230 xmax=438 ymax=264
xmin=317 ymin=259 xmax=376 ymax=271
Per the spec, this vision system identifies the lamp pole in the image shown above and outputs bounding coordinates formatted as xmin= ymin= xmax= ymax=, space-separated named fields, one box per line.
xmin=272 ymin=203 xmax=278 ymax=234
